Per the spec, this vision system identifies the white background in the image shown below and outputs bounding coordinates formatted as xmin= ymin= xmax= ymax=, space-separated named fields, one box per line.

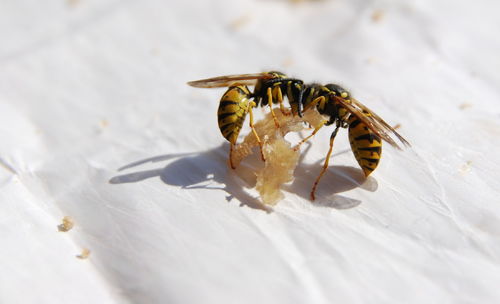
xmin=1 ymin=0 xmax=500 ymax=303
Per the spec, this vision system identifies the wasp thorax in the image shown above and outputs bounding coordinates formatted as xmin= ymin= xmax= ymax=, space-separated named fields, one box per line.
xmin=325 ymin=83 xmax=350 ymax=99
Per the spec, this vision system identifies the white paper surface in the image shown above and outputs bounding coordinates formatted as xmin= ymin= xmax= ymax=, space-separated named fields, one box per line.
xmin=1 ymin=0 xmax=500 ymax=303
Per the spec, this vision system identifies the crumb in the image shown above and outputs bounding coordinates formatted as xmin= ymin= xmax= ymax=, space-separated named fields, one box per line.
xmin=459 ymin=161 xmax=472 ymax=175
xmin=57 ymin=216 xmax=74 ymax=232
xmin=393 ymin=123 xmax=401 ymax=130
xmin=281 ymin=57 xmax=294 ymax=67
xmin=365 ymin=57 xmax=377 ymax=64
xmin=289 ymin=0 xmax=324 ymax=4
xmin=150 ymin=48 xmax=160 ymax=56
xmin=232 ymin=108 xmax=324 ymax=205
xmin=459 ymin=103 xmax=472 ymax=110
xmin=66 ymin=0 xmax=81 ymax=8
xmin=229 ymin=13 xmax=252 ymax=30
xmin=371 ymin=9 xmax=384 ymax=23
xmin=100 ymin=119 xmax=109 ymax=128
xmin=76 ymin=248 xmax=91 ymax=259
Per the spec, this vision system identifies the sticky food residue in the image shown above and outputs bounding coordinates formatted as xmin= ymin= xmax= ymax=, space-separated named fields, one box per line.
xmin=231 ymin=109 xmax=324 ymax=205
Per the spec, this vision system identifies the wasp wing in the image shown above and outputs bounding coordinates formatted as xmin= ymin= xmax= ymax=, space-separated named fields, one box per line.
xmin=333 ymin=96 xmax=411 ymax=150
xmin=187 ymin=73 xmax=276 ymax=88
xmin=348 ymin=97 xmax=411 ymax=148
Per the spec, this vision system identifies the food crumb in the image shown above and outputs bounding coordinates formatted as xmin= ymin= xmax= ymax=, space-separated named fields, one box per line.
xmin=100 ymin=119 xmax=109 ymax=128
xmin=66 ymin=0 xmax=81 ymax=9
xmin=289 ymin=0 xmax=324 ymax=4
xmin=459 ymin=103 xmax=472 ymax=110
xmin=459 ymin=161 xmax=473 ymax=175
xmin=371 ymin=9 xmax=384 ymax=23
xmin=282 ymin=57 xmax=294 ymax=67
xmin=365 ymin=57 xmax=377 ymax=64
xmin=393 ymin=123 xmax=401 ymax=130
xmin=76 ymin=248 xmax=91 ymax=259
xmin=150 ymin=48 xmax=160 ymax=56
xmin=229 ymin=13 xmax=251 ymax=30
xmin=57 ymin=216 xmax=74 ymax=232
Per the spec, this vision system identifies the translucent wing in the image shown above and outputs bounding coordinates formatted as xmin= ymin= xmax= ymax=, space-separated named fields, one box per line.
xmin=333 ymin=96 xmax=411 ymax=150
xmin=187 ymin=73 xmax=276 ymax=88
xmin=350 ymin=97 xmax=411 ymax=147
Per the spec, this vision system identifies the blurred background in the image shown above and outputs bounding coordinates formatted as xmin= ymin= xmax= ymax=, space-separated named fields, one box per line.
xmin=1 ymin=0 xmax=500 ymax=303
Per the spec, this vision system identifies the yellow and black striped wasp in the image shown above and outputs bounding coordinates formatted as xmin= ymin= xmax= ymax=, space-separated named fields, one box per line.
xmin=188 ymin=71 xmax=305 ymax=169
xmin=297 ymin=83 xmax=411 ymax=200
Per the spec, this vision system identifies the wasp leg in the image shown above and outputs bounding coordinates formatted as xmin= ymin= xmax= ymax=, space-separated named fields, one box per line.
xmin=294 ymin=96 xmax=328 ymax=150
xmin=294 ymin=119 xmax=327 ymax=151
xmin=303 ymin=96 xmax=325 ymax=113
xmin=267 ymin=87 xmax=280 ymax=128
xmin=296 ymin=85 xmax=304 ymax=117
xmin=229 ymin=143 xmax=236 ymax=169
xmin=248 ymin=101 xmax=266 ymax=162
xmin=273 ymin=86 xmax=287 ymax=115
xmin=310 ymin=126 xmax=340 ymax=201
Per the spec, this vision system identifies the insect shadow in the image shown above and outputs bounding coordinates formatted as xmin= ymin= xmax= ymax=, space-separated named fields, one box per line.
xmin=109 ymin=142 xmax=377 ymax=212
xmin=109 ymin=143 xmax=272 ymax=212
xmin=284 ymin=142 xmax=378 ymax=209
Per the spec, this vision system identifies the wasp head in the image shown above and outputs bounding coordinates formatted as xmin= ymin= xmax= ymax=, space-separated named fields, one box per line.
xmin=325 ymin=83 xmax=350 ymax=99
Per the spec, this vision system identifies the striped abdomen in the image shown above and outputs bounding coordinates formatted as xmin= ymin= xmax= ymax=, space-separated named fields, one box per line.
xmin=218 ymin=85 xmax=251 ymax=144
xmin=348 ymin=113 xmax=382 ymax=176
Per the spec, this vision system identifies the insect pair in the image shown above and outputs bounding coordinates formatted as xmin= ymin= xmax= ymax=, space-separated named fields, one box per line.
xmin=188 ymin=72 xmax=410 ymax=200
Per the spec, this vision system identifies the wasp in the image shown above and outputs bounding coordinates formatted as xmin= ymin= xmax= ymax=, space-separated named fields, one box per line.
xmin=296 ymin=83 xmax=411 ymax=200
xmin=188 ymin=72 xmax=305 ymax=169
